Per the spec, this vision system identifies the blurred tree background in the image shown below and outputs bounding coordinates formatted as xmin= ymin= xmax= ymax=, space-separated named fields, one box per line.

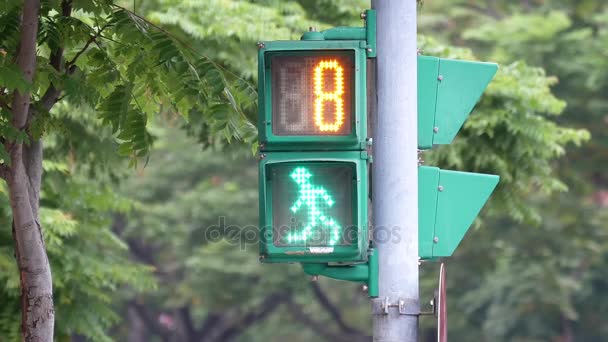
xmin=0 ymin=0 xmax=606 ymax=341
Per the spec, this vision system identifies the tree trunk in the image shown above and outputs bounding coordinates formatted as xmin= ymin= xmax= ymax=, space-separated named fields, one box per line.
xmin=6 ymin=1 xmax=55 ymax=341
xmin=127 ymin=306 xmax=148 ymax=342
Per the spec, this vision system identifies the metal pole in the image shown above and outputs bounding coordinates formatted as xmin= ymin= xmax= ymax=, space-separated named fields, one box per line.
xmin=371 ymin=0 xmax=418 ymax=341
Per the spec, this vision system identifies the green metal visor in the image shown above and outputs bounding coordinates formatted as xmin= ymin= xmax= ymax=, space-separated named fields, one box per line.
xmin=259 ymin=151 xmax=369 ymax=263
xmin=257 ymin=41 xmax=368 ymax=152
xmin=418 ymin=166 xmax=499 ymax=259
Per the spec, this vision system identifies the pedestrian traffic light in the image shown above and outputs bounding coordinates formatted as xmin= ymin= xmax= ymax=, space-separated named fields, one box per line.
xmin=257 ymin=10 xmax=377 ymax=264
xmin=259 ymin=152 xmax=369 ymax=263
xmin=257 ymin=9 xmax=500 ymax=296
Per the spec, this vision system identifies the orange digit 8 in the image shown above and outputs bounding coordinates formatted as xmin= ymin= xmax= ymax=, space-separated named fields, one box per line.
xmin=313 ymin=60 xmax=344 ymax=132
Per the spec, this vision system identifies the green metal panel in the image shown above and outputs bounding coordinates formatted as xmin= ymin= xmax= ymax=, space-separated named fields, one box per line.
xmin=319 ymin=27 xmax=365 ymax=41
xmin=433 ymin=59 xmax=498 ymax=145
xmin=257 ymin=41 xmax=368 ymax=151
xmin=364 ymin=9 xmax=376 ymax=57
xmin=418 ymin=166 xmax=499 ymax=259
xmin=301 ymin=248 xmax=378 ymax=297
xmin=367 ymin=247 xmax=378 ymax=296
xmin=416 ymin=57 xmax=497 ymax=149
xmin=259 ymin=151 xmax=369 ymax=263
xmin=417 ymin=56 xmax=440 ymax=150
xmin=418 ymin=166 xmax=440 ymax=259
xmin=300 ymin=9 xmax=376 ymax=57
xmin=433 ymin=169 xmax=499 ymax=257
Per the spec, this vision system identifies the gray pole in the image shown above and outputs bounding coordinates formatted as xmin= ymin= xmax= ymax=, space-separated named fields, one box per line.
xmin=371 ymin=0 xmax=418 ymax=341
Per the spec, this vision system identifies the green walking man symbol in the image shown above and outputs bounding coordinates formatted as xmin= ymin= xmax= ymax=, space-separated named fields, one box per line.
xmin=288 ymin=167 xmax=341 ymax=245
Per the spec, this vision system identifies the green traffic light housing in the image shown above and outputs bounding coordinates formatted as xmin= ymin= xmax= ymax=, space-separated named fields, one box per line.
xmin=257 ymin=10 xmax=376 ymax=264
xmin=257 ymin=10 xmax=376 ymax=152
xmin=258 ymin=46 xmax=366 ymax=151
xmin=259 ymin=151 xmax=370 ymax=263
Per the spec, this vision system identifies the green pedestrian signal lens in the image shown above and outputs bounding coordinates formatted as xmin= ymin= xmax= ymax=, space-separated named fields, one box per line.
xmin=269 ymin=163 xmax=356 ymax=247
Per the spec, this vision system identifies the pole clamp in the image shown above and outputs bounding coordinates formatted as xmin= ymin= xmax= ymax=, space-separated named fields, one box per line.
xmin=371 ymin=297 xmax=420 ymax=316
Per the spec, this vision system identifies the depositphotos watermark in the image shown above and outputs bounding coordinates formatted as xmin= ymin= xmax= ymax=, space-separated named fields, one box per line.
xmin=192 ymin=217 xmax=404 ymax=251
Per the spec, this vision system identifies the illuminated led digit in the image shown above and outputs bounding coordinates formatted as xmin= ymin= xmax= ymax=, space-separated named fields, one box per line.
xmin=288 ymin=167 xmax=341 ymax=245
xmin=314 ymin=60 xmax=345 ymax=132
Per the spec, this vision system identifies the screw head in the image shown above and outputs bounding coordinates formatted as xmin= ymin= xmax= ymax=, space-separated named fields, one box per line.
xmin=367 ymin=48 xmax=373 ymax=52
xmin=433 ymin=237 xmax=439 ymax=243
xmin=438 ymin=185 xmax=444 ymax=192
xmin=311 ymin=275 xmax=319 ymax=282
xmin=433 ymin=127 xmax=439 ymax=133
xmin=362 ymin=285 xmax=369 ymax=292
xmin=256 ymin=41 xmax=265 ymax=49
xmin=360 ymin=12 xmax=367 ymax=19
xmin=437 ymin=75 xmax=444 ymax=81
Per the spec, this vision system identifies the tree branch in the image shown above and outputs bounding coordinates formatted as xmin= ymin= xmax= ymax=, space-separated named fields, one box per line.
xmin=178 ymin=306 xmax=198 ymax=340
xmin=36 ymin=85 xmax=62 ymax=114
xmin=285 ymin=300 xmax=357 ymax=342
xmin=111 ymin=213 xmax=159 ymax=266
xmin=31 ymin=0 xmax=71 ymax=116
xmin=0 ymin=164 xmax=8 ymax=180
xmin=49 ymin=0 xmax=72 ymax=72
xmin=129 ymin=301 xmax=171 ymax=342
xmin=0 ymin=96 xmax=11 ymax=111
xmin=22 ymin=140 xmax=43 ymax=217
xmin=463 ymin=3 xmax=502 ymax=19
xmin=197 ymin=313 xmax=223 ymax=341
xmin=110 ymin=4 xmax=252 ymax=87
xmin=8 ymin=2 xmax=56 ymax=341
xmin=309 ymin=282 xmax=365 ymax=336
xmin=65 ymin=23 xmax=109 ymax=69
xmin=211 ymin=292 xmax=289 ymax=342
xmin=11 ymin=2 xmax=39 ymax=130
xmin=286 ymin=298 xmax=369 ymax=342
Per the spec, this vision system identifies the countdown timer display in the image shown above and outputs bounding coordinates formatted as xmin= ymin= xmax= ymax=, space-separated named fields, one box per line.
xmin=270 ymin=53 xmax=354 ymax=136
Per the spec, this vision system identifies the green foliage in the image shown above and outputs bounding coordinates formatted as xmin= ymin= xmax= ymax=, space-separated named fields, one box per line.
xmin=146 ymin=0 xmax=321 ymax=78
xmin=2 ymin=1 xmax=257 ymax=167
xmin=0 ymin=62 xmax=29 ymax=93
xmin=0 ymin=3 xmax=22 ymax=55
xmin=146 ymin=0 xmax=369 ymax=78
xmin=119 ymin=125 xmax=273 ymax=304
xmin=1 ymin=0 xmax=261 ymax=338
xmin=0 ymin=162 xmax=156 ymax=341
xmin=296 ymin=0 xmax=368 ymax=25
xmin=418 ymin=1 xmax=607 ymax=341
xmin=420 ymin=1 xmax=608 ymax=184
